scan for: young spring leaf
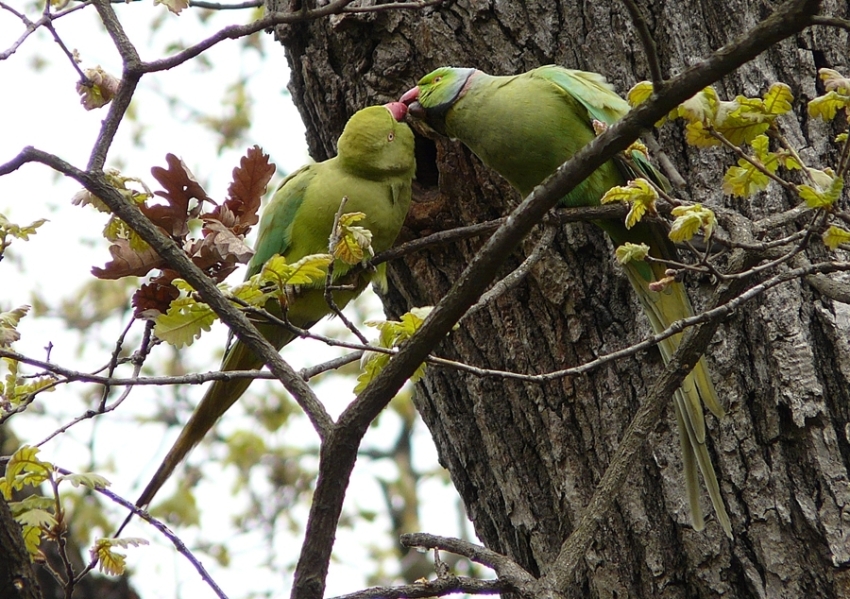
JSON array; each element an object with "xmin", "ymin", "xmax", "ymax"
[
  {"xmin": 154, "ymin": 296, "xmax": 216, "ymax": 347},
  {"xmin": 0, "ymin": 306, "xmax": 29, "ymax": 347},
  {"xmin": 91, "ymin": 537, "xmax": 150, "ymax": 576},
  {"xmin": 600, "ymin": 178, "xmax": 658, "ymax": 229},
  {"xmin": 823, "ymin": 225, "xmax": 850, "ymax": 250},
  {"xmin": 614, "ymin": 242, "xmax": 650, "ymax": 265},
  {"xmin": 258, "ymin": 254, "xmax": 333, "ymax": 289},
  {"xmin": 763, "ymin": 82, "xmax": 794, "ymax": 116},
  {"xmin": 798, "ymin": 168, "xmax": 844, "ymax": 209},
  {"xmin": 0, "ymin": 446, "xmax": 53, "ymax": 499},
  {"xmin": 333, "ymin": 212, "xmax": 374, "ymax": 265},
  {"xmin": 76, "ymin": 67, "xmax": 120, "ymax": 110},
  {"xmin": 669, "ymin": 204, "xmax": 717, "ymax": 242},
  {"xmin": 56, "ymin": 472, "xmax": 111, "ymax": 490},
  {"xmin": 355, "ymin": 307, "xmax": 434, "ymax": 393}
]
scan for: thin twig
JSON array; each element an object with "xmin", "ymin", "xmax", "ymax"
[
  {"xmin": 0, "ymin": 0, "xmax": 90, "ymax": 60},
  {"xmin": 341, "ymin": 0, "xmax": 442, "ymax": 13},
  {"xmin": 329, "ymin": 576, "xmax": 505, "ymax": 599},
  {"xmin": 325, "ymin": 196, "xmax": 370, "ymax": 345},
  {"xmin": 461, "ymin": 223, "xmax": 557, "ymax": 321},
  {"xmin": 63, "ymin": 469, "xmax": 229, "ymax": 599},
  {"xmin": 809, "ymin": 15, "xmax": 850, "ymax": 31},
  {"xmin": 619, "ymin": 0, "xmax": 664, "ymax": 89}
]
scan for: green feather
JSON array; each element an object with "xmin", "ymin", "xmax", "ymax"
[
  {"xmin": 130, "ymin": 105, "xmax": 415, "ymax": 515},
  {"xmin": 406, "ymin": 65, "xmax": 731, "ymax": 538}
]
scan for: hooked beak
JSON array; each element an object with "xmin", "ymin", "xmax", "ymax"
[
  {"xmin": 384, "ymin": 101, "xmax": 409, "ymax": 122},
  {"xmin": 399, "ymin": 86, "xmax": 426, "ymax": 119}
]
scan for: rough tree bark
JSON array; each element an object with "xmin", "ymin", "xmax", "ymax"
[{"xmin": 276, "ymin": 1, "xmax": 850, "ymax": 597}]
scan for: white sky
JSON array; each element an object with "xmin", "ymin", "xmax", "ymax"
[{"xmin": 0, "ymin": 2, "xmax": 469, "ymax": 597}]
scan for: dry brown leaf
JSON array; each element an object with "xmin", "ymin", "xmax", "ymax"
[
  {"xmin": 132, "ymin": 270, "xmax": 180, "ymax": 317},
  {"xmin": 148, "ymin": 154, "xmax": 211, "ymax": 237},
  {"xmin": 92, "ymin": 240, "xmax": 163, "ymax": 279},
  {"xmin": 208, "ymin": 146, "xmax": 273, "ymax": 235}
]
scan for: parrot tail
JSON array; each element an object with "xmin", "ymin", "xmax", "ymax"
[
  {"xmin": 116, "ymin": 326, "xmax": 296, "ymax": 536},
  {"xmin": 622, "ymin": 260, "xmax": 733, "ymax": 539}
]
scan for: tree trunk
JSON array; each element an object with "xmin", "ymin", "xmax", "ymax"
[{"xmin": 275, "ymin": 1, "xmax": 850, "ymax": 597}]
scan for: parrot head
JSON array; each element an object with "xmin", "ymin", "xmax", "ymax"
[
  {"xmin": 400, "ymin": 67, "xmax": 477, "ymax": 134},
  {"xmin": 337, "ymin": 103, "xmax": 416, "ymax": 176}
]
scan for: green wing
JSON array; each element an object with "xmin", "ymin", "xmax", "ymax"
[
  {"xmin": 246, "ymin": 164, "xmax": 316, "ymax": 278},
  {"xmin": 532, "ymin": 66, "xmax": 630, "ymax": 125}
]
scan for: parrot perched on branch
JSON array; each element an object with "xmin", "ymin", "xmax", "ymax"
[
  {"xmin": 400, "ymin": 66, "xmax": 732, "ymax": 538},
  {"xmin": 127, "ymin": 103, "xmax": 415, "ymax": 520}
]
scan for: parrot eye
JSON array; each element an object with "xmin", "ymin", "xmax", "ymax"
[
  {"xmin": 433, "ymin": 76, "xmax": 442, "ymax": 83},
  {"xmin": 387, "ymin": 132, "xmax": 395, "ymax": 142}
]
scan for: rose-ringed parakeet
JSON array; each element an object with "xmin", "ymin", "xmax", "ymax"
[
  {"xmin": 400, "ymin": 66, "xmax": 732, "ymax": 538},
  {"xmin": 127, "ymin": 103, "xmax": 416, "ymax": 518}
]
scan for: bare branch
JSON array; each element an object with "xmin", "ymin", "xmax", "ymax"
[
  {"xmin": 329, "ymin": 576, "xmax": 505, "ymax": 599},
  {"xmin": 342, "ymin": 0, "xmax": 442, "ymax": 13},
  {"xmin": 0, "ymin": 0, "xmax": 90, "ymax": 60},
  {"xmin": 809, "ymin": 15, "xmax": 850, "ymax": 30},
  {"xmin": 67, "ymin": 471, "xmax": 229, "ymax": 599},
  {"xmin": 620, "ymin": 0, "xmax": 664, "ymax": 88},
  {"xmin": 461, "ymin": 223, "xmax": 557, "ymax": 321},
  {"xmin": 400, "ymin": 533, "xmax": 535, "ymax": 587}
]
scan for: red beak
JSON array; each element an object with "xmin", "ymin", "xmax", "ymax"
[
  {"xmin": 384, "ymin": 102, "xmax": 408, "ymax": 121},
  {"xmin": 399, "ymin": 86, "xmax": 420, "ymax": 106}
]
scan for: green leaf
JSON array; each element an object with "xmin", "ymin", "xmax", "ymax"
[
  {"xmin": 823, "ymin": 225, "xmax": 850, "ymax": 250},
  {"xmin": 798, "ymin": 168, "xmax": 844, "ymax": 209},
  {"xmin": 56, "ymin": 472, "xmax": 111, "ymax": 490},
  {"xmin": 714, "ymin": 97, "xmax": 773, "ymax": 145},
  {"xmin": 154, "ymin": 297, "xmax": 216, "ymax": 347},
  {"xmin": 763, "ymin": 82, "xmax": 793, "ymax": 115},
  {"xmin": 679, "ymin": 87, "xmax": 718, "ymax": 123},
  {"xmin": 91, "ymin": 538, "xmax": 149, "ymax": 576},
  {"xmin": 334, "ymin": 212, "xmax": 374, "ymax": 265},
  {"xmin": 626, "ymin": 81, "xmax": 653, "ymax": 108},
  {"xmin": 684, "ymin": 120, "xmax": 718, "ymax": 147},
  {"xmin": 0, "ymin": 216, "xmax": 48, "ymax": 241},
  {"xmin": 0, "ymin": 446, "xmax": 53, "ymax": 499},
  {"xmin": 601, "ymin": 178, "xmax": 658, "ymax": 229},
  {"xmin": 614, "ymin": 242, "xmax": 649, "ymax": 265},
  {"xmin": 808, "ymin": 91, "xmax": 849, "ymax": 122},
  {"xmin": 356, "ymin": 307, "xmax": 434, "ymax": 393},
  {"xmin": 669, "ymin": 204, "xmax": 717, "ymax": 242},
  {"xmin": 8, "ymin": 495, "xmax": 55, "ymax": 517},
  {"xmin": 0, "ymin": 306, "xmax": 29, "ymax": 347},
  {"xmin": 16, "ymin": 508, "xmax": 57, "ymax": 529},
  {"xmin": 722, "ymin": 160, "xmax": 770, "ymax": 198},
  {"xmin": 20, "ymin": 522, "xmax": 44, "ymax": 556},
  {"xmin": 258, "ymin": 254, "xmax": 333, "ymax": 289}
]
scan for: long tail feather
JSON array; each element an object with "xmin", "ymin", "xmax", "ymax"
[{"xmin": 620, "ymin": 248, "xmax": 731, "ymax": 537}]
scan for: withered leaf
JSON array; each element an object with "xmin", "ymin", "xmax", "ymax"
[
  {"xmin": 92, "ymin": 239, "xmax": 163, "ymax": 279},
  {"xmin": 132, "ymin": 270, "xmax": 180, "ymax": 318},
  {"xmin": 208, "ymin": 146, "xmax": 273, "ymax": 235},
  {"xmin": 149, "ymin": 154, "xmax": 211, "ymax": 237}
]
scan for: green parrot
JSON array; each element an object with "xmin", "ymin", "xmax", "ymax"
[
  {"xmin": 400, "ymin": 66, "xmax": 732, "ymax": 538},
  {"xmin": 129, "ymin": 103, "xmax": 416, "ymax": 516}
]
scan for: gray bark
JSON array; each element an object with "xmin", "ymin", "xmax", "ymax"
[{"xmin": 275, "ymin": 1, "xmax": 850, "ymax": 597}]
